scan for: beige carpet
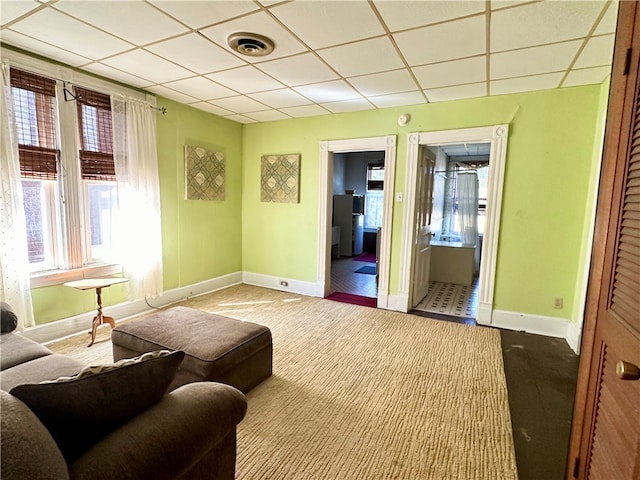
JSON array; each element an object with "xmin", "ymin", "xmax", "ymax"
[{"xmin": 48, "ymin": 284, "xmax": 518, "ymax": 480}]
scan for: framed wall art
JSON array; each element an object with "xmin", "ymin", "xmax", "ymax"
[
  {"xmin": 185, "ymin": 145, "xmax": 225, "ymax": 201},
  {"xmin": 260, "ymin": 154, "xmax": 300, "ymax": 203}
]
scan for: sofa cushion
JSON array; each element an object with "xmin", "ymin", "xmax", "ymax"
[
  {"xmin": 0, "ymin": 332, "xmax": 52, "ymax": 371},
  {"xmin": 9, "ymin": 349, "xmax": 185, "ymax": 462},
  {"xmin": 0, "ymin": 302, "xmax": 18, "ymax": 333},
  {"xmin": 0, "ymin": 353, "xmax": 84, "ymax": 392},
  {"xmin": 1, "ymin": 390, "xmax": 70, "ymax": 480}
]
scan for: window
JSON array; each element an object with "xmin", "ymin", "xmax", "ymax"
[
  {"xmin": 10, "ymin": 67, "xmax": 118, "ymax": 277},
  {"xmin": 75, "ymin": 87, "xmax": 117, "ymax": 263},
  {"xmin": 10, "ymin": 68, "xmax": 60, "ymax": 271},
  {"xmin": 441, "ymin": 161, "xmax": 489, "ymax": 240},
  {"xmin": 364, "ymin": 163, "xmax": 384, "ymax": 229}
]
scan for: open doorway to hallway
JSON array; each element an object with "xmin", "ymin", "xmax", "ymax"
[
  {"xmin": 328, "ymin": 151, "xmax": 384, "ymax": 305},
  {"xmin": 317, "ymin": 136, "xmax": 397, "ymax": 309},
  {"xmin": 399, "ymin": 126, "xmax": 508, "ymax": 325},
  {"xmin": 411, "ymin": 142, "xmax": 490, "ymax": 323}
]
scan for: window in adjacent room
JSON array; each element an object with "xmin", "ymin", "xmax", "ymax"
[
  {"xmin": 441, "ymin": 160, "xmax": 489, "ymax": 240},
  {"xmin": 364, "ymin": 163, "xmax": 384, "ymax": 229}
]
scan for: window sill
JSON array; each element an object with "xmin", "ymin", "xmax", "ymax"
[{"xmin": 30, "ymin": 264, "xmax": 123, "ymax": 289}]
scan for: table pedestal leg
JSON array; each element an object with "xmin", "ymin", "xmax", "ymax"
[{"xmin": 88, "ymin": 287, "xmax": 116, "ymax": 347}]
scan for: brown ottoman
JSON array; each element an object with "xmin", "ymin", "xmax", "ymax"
[{"xmin": 111, "ymin": 306, "xmax": 272, "ymax": 393}]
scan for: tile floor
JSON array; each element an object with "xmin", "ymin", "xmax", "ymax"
[{"xmin": 413, "ymin": 278, "xmax": 480, "ymax": 318}]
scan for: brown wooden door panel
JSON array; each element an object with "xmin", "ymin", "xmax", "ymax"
[
  {"xmin": 568, "ymin": 1, "xmax": 640, "ymax": 479},
  {"xmin": 586, "ymin": 318, "xmax": 640, "ymax": 479}
]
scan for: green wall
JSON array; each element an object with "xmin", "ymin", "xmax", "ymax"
[
  {"xmin": 242, "ymin": 85, "xmax": 607, "ymax": 322},
  {"xmin": 155, "ymin": 98, "xmax": 243, "ymax": 290},
  {"xmin": 31, "ymin": 84, "xmax": 607, "ymax": 327},
  {"xmin": 31, "ymin": 98, "xmax": 243, "ymax": 324}
]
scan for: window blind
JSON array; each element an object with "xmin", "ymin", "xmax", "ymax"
[
  {"xmin": 367, "ymin": 163, "xmax": 384, "ymax": 191},
  {"xmin": 9, "ymin": 67, "xmax": 59, "ymax": 180},
  {"xmin": 75, "ymin": 86, "xmax": 115, "ymax": 181}
]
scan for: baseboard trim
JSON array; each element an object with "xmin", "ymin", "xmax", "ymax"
[
  {"xmin": 476, "ymin": 302, "xmax": 493, "ymax": 325},
  {"xmin": 26, "ymin": 274, "xmax": 584, "ymax": 355},
  {"xmin": 242, "ymin": 271, "xmax": 320, "ymax": 298},
  {"xmin": 565, "ymin": 321, "xmax": 582, "ymax": 354},
  {"xmin": 25, "ymin": 272, "xmax": 243, "ymax": 345},
  {"xmin": 490, "ymin": 309, "xmax": 579, "ymax": 352}
]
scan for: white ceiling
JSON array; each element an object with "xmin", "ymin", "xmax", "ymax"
[{"xmin": 0, "ymin": 0, "xmax": 618, "ymax": 124}]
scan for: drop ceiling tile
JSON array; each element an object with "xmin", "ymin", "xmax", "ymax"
[
  {"xmin": 348, "ymin": 69, "xmax": 417, "ymax": 97},
  {"xmin": 374, "ymin": 0, "xmax": 485, "ymax": 31},
  {"xmin": 574, "ymin": 34, "xmax": 615, "ymax": 69},
  {"xmin": 162, "ymin": 76, "xmax": 236, "ymax": 101},
  {"xmin": 490, "ymin": 72, "xmax": 563, "ymax": 95},
  {"xmin": 490, "ymin": 0, "xmax": 535, "ymax": 11},
  {"xmin": 224, "ymin": 114, "xmax": 257, "ymax": 124},
  {"xmin": 145, "ymin": 85, "xmax": 199, "ymax": 105},
  {"xmin": 256, "ymin": 53, "xmax": 338, "ymax": 87},
  {"xmin": 9, "ymin": 7, "xmax": 131, "ymax": 60},
  {"xmin": 563, "ymin": 66, "xmax": 611, "ymax": 87},
  {"xmin": 294, "ymin": 80, "xmax": 362, "ymax": 103},
  {"xmin": 317, "ymin": 36, "xmax": 404, "ymax": 78},
  {"xmin": 424, "ymin": 82, "xmax": 486, "ymax": 102},
  {"xmin": 102, "ymin": 50, "xmax": 192, "ymax": 84},
  {"xmin": 149, "ymin": 0, "xmax": 259, "ymax": 29},
  {"xmin": 206, "ymin": 66, "xmax": 284, "ymax": 94},
  {"xmin": 1, "ymin": 28, "xmax": 91, "ymax": 66},
  {"xmin": 270, "ymin": 1, "xmax": 384, "ymax": 49},
  {"xmin": 368, "ymin": 91, "xmax": 425, "ymax": 108},
  {"xmin": 491, "ymin": 40, "xmax": 582, "ymax": 80},
  {"xmin": 491, "ymin": 0, "xmax": 605, "ymax": 52},
  {"xmin": 188, "ymin": 101, "xmax": 234, "ymax": 117},
  {"xmin": 1, "ymin": 0, "xmax": 41, "ymax": 27},
  {"xmin": 594, "ymin": 1, "xmax": 619, "ymax": 35},
  {"xmin": 247, "ymin": 88, "xmax": 312, "ymax": 109},
  {"xmin": 245, "ymin": 110, "xmax": 291, "ymax": 122},
  {"xmin": 54, "ymin": 1, "xmax": 188, "ymax": 45},
  {"xmin": 279, "ymin": 104, "xmax": 331, "ymax": 118},
  {"xmin": 146, "ymin": 33, "xmax": 244, "ymax": 74},
  {"xmin": 321, "ymin": 98, "xmax": 375, "ymax": 114},
  {"xmin": 208, "ymin": 95, "xmax": 269, "ymax": 114},
  {"xmin": 394, "ymin": 16, "xmax": 485, "ymax": 66},
  {"xmin": 413, "ymin": 56, "xmax": 486, "ymax": 89},
  {"xmin": 82, "ymin": 63, "xmax": 154, "ymax": 88},
  {"xmin": 199, "ymin": 11, "xmax": 307, "ymax": 62}
]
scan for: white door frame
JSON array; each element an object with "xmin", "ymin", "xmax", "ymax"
[
  {"xmin": 398, "ymin": 125, "xmax": 509, "ymax": 324},
  {"xmin": 317, "ymin": 135, "xmax": 397, "ymax": 308}
]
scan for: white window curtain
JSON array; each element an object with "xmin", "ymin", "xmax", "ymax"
[
  {"xmin": 457, "ymin": 172, "xmax": 479, "ymax": 247},
  {"xmin": 111, "ymin": 95, "xmax": 163, "ymax": 301},
  {"xmin": 0, "ymin": 64, "xmax": 35, "ymax": 329}
]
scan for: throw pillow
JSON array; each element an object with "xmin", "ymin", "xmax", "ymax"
[
  {"xmin": 10, "ymin": 349, "xmax": 185, "ymax": 463},
  {"xmin": 0, "ymin": 302, "xmax": 18, "ymax": 333}
]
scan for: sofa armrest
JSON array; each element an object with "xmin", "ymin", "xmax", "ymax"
[{"xmin": 69, "ymin": 382, "xmax": 247, "ymax": 480}]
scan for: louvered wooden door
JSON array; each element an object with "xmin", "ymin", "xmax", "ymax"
[{"xmin": 568, "ymin": 1, "xmax": 640, "ymax": 478}]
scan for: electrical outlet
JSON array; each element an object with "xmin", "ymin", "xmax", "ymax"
[
  {"xmin": 280, "ymin": 280, "xmax": 288, "ymax": 287},
  {"xmin": 554, "ymin": 297, "xmax": 563, "ymax": 309}
]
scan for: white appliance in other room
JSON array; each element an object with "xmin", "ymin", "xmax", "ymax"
[{"xmin": 333, "ymin": 194, "xmax": 364, "ymax": 257}]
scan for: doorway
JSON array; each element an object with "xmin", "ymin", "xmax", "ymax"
[
  {"xmin": 412, "ymin": 142, "xmax": 490, "ymax": 322},
  {"xmin": 317, "ymin": 136, "xmax": 397, "ymax": 308},
  {"xmin": 329, "ymin": 151, "xmax": 384, "ymax": 303},
  {"xmin": 399, "ymin": 126, "xmax": 508, "ymax": 325}
]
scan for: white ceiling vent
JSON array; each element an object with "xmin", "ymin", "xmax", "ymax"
[{"xmin": 227, "ymin": 33, "xmax": 275, "ymax": 57}]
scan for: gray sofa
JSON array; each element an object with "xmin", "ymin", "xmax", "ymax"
[{"xmin": 0, "ymin": 304, "xmax": 248, "ymax": 480}]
